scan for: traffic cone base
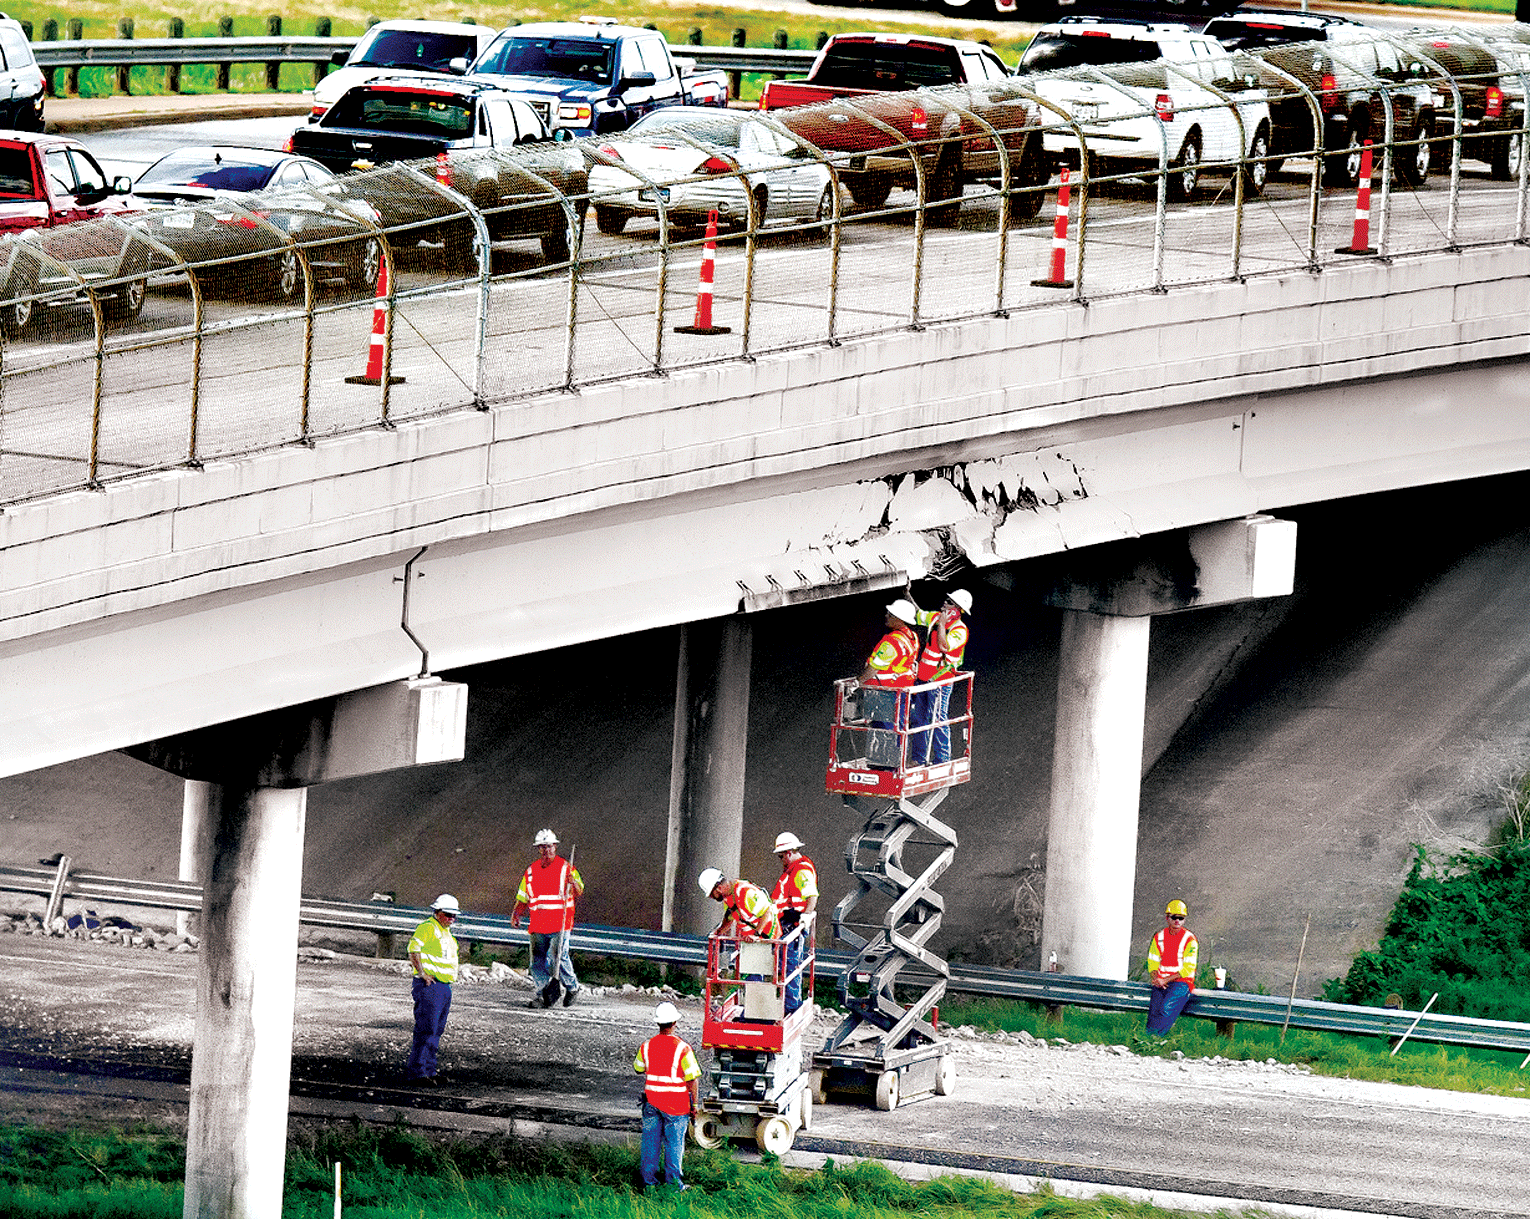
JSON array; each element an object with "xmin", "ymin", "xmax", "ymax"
[{"xmin": 674, "ymin": 208, "xmax": 732, "ymax": 335}]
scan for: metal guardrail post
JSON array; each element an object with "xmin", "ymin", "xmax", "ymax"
[{"xmin": 217, "ymin": 17, "xmax": 233, "ymax": 91}]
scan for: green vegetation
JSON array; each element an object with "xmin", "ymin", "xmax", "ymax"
[
  {"xmin": 0, "ymin": 1120, "xmax": 1263, "ymax": 1218},
  {"xmin": 1323, "ymin": 773, "xmax": 1530, "ymax": 1023}
]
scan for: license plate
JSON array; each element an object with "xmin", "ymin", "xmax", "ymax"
[
  {"xmin": 638, "ymin": 187, "xmax": 670, "ymax": 202},
  {"xmin": 1073, "ymin": 101, "xmax": 1101, "ymax": 121}
]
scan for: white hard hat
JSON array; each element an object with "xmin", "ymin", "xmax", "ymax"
[
  {"xmin": 946, "ymin": 588, "xmax": 973, "ymax": 613},
  {"xmin": 886, "ymin": 598, "xmax": 918, "ymax": 624},
  {"xmin": 654, "ymin": 1001, "xmax": 680, "ymax": 1024},
  {"xmin": 533, "ymin": 828, "xmax": 559, "ymax": 846},
  {"xmin": 773, "ymin": 831, "xmax": 804, "ymax": 854},
  {"xmin": 431, "ymin": 893, "xmax": 460, "ymax": 914},
  {"xmin": 698, "ymin": 867, "xmax": 725, "ymax": 896}
]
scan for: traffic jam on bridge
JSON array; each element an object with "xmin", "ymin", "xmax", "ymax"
[{"xmin": 1, "ymin": 7, "xmax": 1529, "ymax": 503}]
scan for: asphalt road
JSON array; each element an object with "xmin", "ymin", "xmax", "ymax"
[{"xmin": 2, "ymin": 933, "xmax": 1528, "ymax": 1218}]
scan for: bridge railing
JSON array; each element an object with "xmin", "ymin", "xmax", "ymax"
[
  {"xmin": 3, "ymin": 25, "xmax": 1528, "ymax": 507},
  {"xmin": 5, "ymin": 861, "xmax": 1530, "ymax": 1053}
]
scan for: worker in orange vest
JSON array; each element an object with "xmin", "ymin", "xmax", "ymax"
[
  {"xmin": 699, "ymin": 868, "xmax": 781, "ymax": 941},
  {"xmin": 770, "ymin": 831, "xmax": 818, "ymax": 1015},
  {"xmin": 1146, "ymin": 899, "xmax": 1200, "ymax": 1035},
  {"xmin": 858, "ymin": 598, "xmax": 921, "ymax": 758},
  {"xmin": 909, "ymin": 588, "xmax": 972, "ymax": 764},
  {"xmin": 633, "ymin": 1000, "xmax": 701, "ymax": 1191},
  {"xmin": 511, "ymin": 828, "xmax": 584, "ymax": 1009}
]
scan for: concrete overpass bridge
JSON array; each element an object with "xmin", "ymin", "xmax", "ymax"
[{"xmin": 4, "ymin": 148, "xmax": 1530, "ymax": 1212}]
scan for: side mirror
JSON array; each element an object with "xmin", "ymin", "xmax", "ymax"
[
  {"xmin": 112, "ymin": 175, "xmax": 133, "ymax": 194},
  {"xmin": 620, "ymin": 70, "xmax": 657, "ymax": 89},
  {"xmin": 330, "ymin": 49, "xmax": 348, "ymax": 68},
  {"xmin": 449, "ymin": 56, "xmax": 470, "ymax": 74}
]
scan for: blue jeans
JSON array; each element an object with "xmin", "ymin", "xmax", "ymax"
[
  {"xmin": 640, "ymin": 1100, "xmax": 689, "ymax": 1188},
  {"xmin": 406, "ymin": 976, "xmax": 451, "ymax": 1078},
  {"xmin": 1147, "ymin": 979, "xmax": 1192, "ymax": 1034},
  {"xmin": 530, "ymin": 931, "xmax": 579, "ymax": 996},
  {"xmin": 782, "ymin": 922, "xmax": 808, "ymax": 1014},
  {"xmin": 909, "ymin": 683, "xmax": 955, "ymax": 764}
]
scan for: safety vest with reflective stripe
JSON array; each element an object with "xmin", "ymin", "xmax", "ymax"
[
  {"xmin": 915, "ymin": 608, "xmax": 969, "ymax": 681},
  {"xmin": 723, "ymin": 880, "xmax": 781, "ymax": 941},
  {"xmin": 864, "ymin": 625, "xmax": 919, "ymax": 687},
  {"xmin": 771, "ymin": 857, "xmax": 819, "ymax": 914},
  {"xmin": 407, "ymin": 916, "xmax": 458, "ymax": 984},
  {"xmin": 516, "ymin": 857, "xmax": 581, "ymax": 934},
  {"xmin": 634, "ymin": 1032, "xmax": 701, "ymax": 1116},
  {"xmin": 1148, "ymin": 925, "xmax": 1198, "ymax": 987}
]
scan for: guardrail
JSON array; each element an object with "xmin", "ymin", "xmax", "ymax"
[
  {"xmin": 6, "ymin": 863, "xmax": 1530, "ymax": 1054},
  {"xmin": 27, "ymin": 36, "xmax": 818, "ymax": 75}
]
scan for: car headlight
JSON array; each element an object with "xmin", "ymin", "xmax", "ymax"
[{"xmin": 558, "ymin": 102, "xmax": 592, "ymax": 122}]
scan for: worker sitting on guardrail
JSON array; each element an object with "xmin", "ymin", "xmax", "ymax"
[{"xmin": 1146, "ymin": 899, "xmax": 1199, "ymax": 1036}]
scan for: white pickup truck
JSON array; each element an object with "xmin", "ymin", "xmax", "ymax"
[{"xmin": 1018, "ymin": 16, "xmax": 1274, "ymax": 199}]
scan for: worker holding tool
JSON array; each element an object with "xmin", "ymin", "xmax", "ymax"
[
  {"xmin": 699, "ymin": 868, "xmax": 781, "ymax": 941},
  {"xmin": 634, "ymin": 1000, "xmax": 701, "ymax": 1192},
  {"xmin": 405, "ymin": 893, "xmax": 460, "ymax": 1083},
  {"xmin": 511, "ymin": 829, "xmax": 584, "ymax": 1008},
  {"xmin": 770, "ymin": 832, "xmax": 818, "ymax": 1015},
  {"xmin": 909, "ymin": 588, "xmax": 972, "ymax": 765},
  {"xmin": 1146, "ymin": 899, "xmax": 1200, "ymax": 1035}
]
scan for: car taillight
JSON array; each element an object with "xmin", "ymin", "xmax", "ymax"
[
  {"xmin": 1155, "ymin": 93, "xmax": 1174, "ymax": 122},
  {"xmin": 309, "ymin": 104, "xmax": 327, "ymax": 120},
  {"xmin": 699, "ymin": 156, "xmax": 734, "ymax": 175},
  {"xmin": 597, "ymin": 144, "xmax": 621, "ymax": 160},
  {"xmin": 1319, "ymin": 73, "xmax": 1340, "ymax": 114},
  {"xmin": 1487, "ymin": 85, "xmax": 1504, "ymax": 119},
  {"xmin": 282, "ymin": 134, "xmax": 294, "ymax": 152}
]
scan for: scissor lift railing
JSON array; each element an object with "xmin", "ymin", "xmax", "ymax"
[{"xmin": 815, "ymin": 674, "xmax": 969, "ymax": 1111}]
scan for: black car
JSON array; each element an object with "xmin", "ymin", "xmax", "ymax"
[
  {"xmin": 288, "ymin": 74, "xmax": 589, "ymax": 267},
  {"xmin": 1402, "ymin": 31, "xmax": 1525, "ymax": 179}
]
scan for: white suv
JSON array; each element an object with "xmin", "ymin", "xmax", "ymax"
[{"xmin": 1018, "ymin": 17, "xmax": 1273, "ymax": 198}]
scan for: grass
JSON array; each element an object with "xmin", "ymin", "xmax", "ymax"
[
  {"xmin": 937, "ymin": 995, "xmax": 1530, "ymax": 1099},
  {"xmin": 0, "ymin": 1118, "xmax": 1280, "ymax": 1218}
]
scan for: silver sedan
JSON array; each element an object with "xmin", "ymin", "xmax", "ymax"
[{"xmin": 587, "ymin": 108, "xmax": 836, "ymax": 237}]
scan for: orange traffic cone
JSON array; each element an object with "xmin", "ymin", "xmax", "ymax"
[
  {"xmin": 1335, "ymin": 140, "xmax": 1377, "ymax": 256},
  {"xmin": 673, "ymin": 209, "xmax": 732, "ymax": 335},
  {"xmin": 344, "ymin": 258, "xmax": 406, "ymax": 386},
  {"xmin": 436, "ymin": 151, "xmax": 451, "ymax": 189},
  {"xmin": 1031, "ymin": 166, "xmax": 1074, "ymax": 288}
]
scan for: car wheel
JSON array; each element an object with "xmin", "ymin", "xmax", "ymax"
[
  {"xmin": 1167, "ymin": 132, "xmax": 1202, "ymax": 201},
  {"xmin": 1499, "ymin": 131, "xmax": 1525, "ymax": 181},
  {"xmin": 1396, "ymin": 115, "xmax": 1432, "ymax": 187},
  {"xmin": 1243, "ymin": 124, "xmax": 1270, "ymax": 197},
  {"xmin": 926, "ymin": 152, "xmax": 962, "ymax": 228},
  {"xmin": 810, "ymin": 182, "xmax": 835, "ymax": 241},
  {"xmin": 1008, "ymin": 135, "xmax": 1047, "ymax": 225},
  {"xmin": 593, "ymin": 205, "xmax": 628, "ymax": 236},
  {"xmin": 103, "ymin": 276, "xmax": 147, "ymax": 322},
  {"xmin": 2, "ymin": 265, "xmax": 36, "ymax": 338},
  {"xmin": 847, "ymin": 173, "xmax": 892, "ymax": 210},
  {"xmin": 345, "ymin": 238, "xmax": 382, "ymax": 292},
  {"xmin": 1325, "ymin": 118, "xmax": 1367, "ymax": 188},
  {"xmin": 266, "ymin": 248, "xmax": 302, "ymax": 302}
]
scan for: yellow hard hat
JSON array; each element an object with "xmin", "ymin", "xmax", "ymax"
[{"xmin": 1166, "ymin": 899, "xmax": 1187, "ymax": 917}]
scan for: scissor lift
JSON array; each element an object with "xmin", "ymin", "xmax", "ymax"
[
  {"xmin": 692, "ymin": 922, "xmax": 817, "ymax": 1154},
  {"xmin": 812, "ymin": 674, "xmax": 971, "ymax": 1110}
]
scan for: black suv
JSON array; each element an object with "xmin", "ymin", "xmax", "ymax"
[
  {"xmin": 1204, "ymin": 10, "xmax": 1437, "ymax": 187},
  {"xmin": 1401, "ymin": 31, "xmax": 1524, "ymax": 179}
]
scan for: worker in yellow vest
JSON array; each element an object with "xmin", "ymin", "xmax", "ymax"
[
  {"xmin": 1146, "ymin": 899, "xmax": 1199, "ymax": 1035},
  {"xmin": 633, "ymin": 1001, "xmax": 701, "ymax": 1192},
  {"xmin": 770, "ymin": 832, "xmax": 818, "ymax": 1015},
  {"xmin": 405, "ymin": 893, "xmax": 459, "ymax": 1083},
  {"xmin": 909, "ymin": 588, "xmax": 972, "ymax": 764}
]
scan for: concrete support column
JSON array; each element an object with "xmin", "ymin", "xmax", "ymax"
[
  {"xmin": 663, "ymin": 616, "xmax": 752, "ymax": 936},
  {"xmin": 1040, "ymin": 609, "xmax": 1150, "ymax": 981},
  {"xmin": 183, "ymin": 783, "xmax": 307, "ymax": 1219},
  {"xmin": 177, "ymin": 779, "xmax": 211, "ymax": 939}
]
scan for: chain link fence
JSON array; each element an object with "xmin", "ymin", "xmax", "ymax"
[{"xmin": 3, "ymin": 24, "xmax": 1529, "ymax": 506}]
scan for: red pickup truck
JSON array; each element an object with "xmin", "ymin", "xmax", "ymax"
[
  {"xmin": 759, "ymin": 33, "xmax": 1045, "ymax": 223},
  {"xmin": 0, "ymin": 131, "xmax": 148, "ymax": 334}
]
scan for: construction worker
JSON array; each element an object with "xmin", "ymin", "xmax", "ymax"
[
  {"xmin": 699, "ymin": 868, "xmax": 781, "ymax": 941},
  {"xmin": 1146, "ymin": 899, "xmax": 1200, "ymax": 1035},
  {"xmin": 405, "ymin": 893, "xmax": 460, "ymax": 1083},
  {"xmin": 511, "ymin": 829, "xmax": 585, "ymax": 1008},
  {"xmin": 860, "ymin": 598, "xmax": 921, "ymax": 688},
  {"xmin": 633, "ymin": 1000, "xmax": 702, "ymax": 1192},
  {"xmin": 909, "ymin": 588, "xmax": 972, "ymax": 765},
  {"xmin": 770, "ymin": 832, "xmax": 818, "ymax": 1015}
]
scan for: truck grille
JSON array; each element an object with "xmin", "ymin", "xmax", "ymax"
[{"xmin": 528, "ymin": 100, "xmax": 552, "ymax": 127}]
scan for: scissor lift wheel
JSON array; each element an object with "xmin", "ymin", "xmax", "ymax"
[
  {"xmin": 935, "ymin": 1055, "xmax": 956, "ymax": 1096},
  {"xmin": 692, "ymin": 1115, "xmax": 726, "ymax": 1149},
  {"xmin": 755, "ymin": 1115, "xmax": 795, "ymax": 1155},
  {"xmin": 874, "ymin": 1070, "xmax": 900, "ymax": 1112}
]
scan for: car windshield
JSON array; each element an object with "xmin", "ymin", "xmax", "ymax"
[
  {"xmin": 0, "ymin": 145, "xmax": 35, "ymax": 196},
  {"xmin": 1202, "ymin": 19, "xmax": 1318, "ymax": 52},
  {"xmin": 1020, "ymin": 32, "xmax": 1163, "ymax": 72},
  {"xmin": 137, "ymin": 151, "xmax": 280, "ymax": 192},
  {"xmin": 326, "ymin": 87, "xmax": 475, "ymax": 137},
  {"xmin": 475, "ymin": 36, "xmax": 614, "ymax": 85},
  {"xmin": 630, "ymin": 111, "xmax": 744, "ymax": 148},
  {"xmin": 351, "ymin": 29, "xmax": 482, "ymax": 71},
  {"xmin": 812, "ymin": 40, "xmax": 964, "ymax": 90}
]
